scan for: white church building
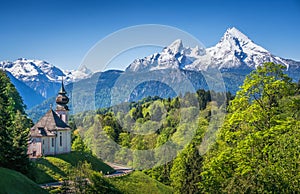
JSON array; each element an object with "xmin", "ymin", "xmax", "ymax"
[{"xmin": 28, "ymin": 81, "xmax": 72, "ymax": 158}]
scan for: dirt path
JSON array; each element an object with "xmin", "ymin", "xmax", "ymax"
[{"xmin": 105, "ymin": 162, "xmax": 134, "ymax": 178}]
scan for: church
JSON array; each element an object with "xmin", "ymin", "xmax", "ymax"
[{"xmin": 28, "ymin": 81, "xmax": 72, "ymax": 158}]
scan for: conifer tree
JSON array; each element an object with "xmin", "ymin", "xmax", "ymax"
[{"xmin": 0, "ymin": 70, "xmax": 31, "ymax": 174}]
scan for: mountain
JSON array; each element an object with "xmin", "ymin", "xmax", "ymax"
[
  {"xmin": 127, "ymin": 27, "xmax": 300, "ymax": 74},
  {"xmin": 4, "ymin": 27, "xmax": 300, "ymax": 120},
  {"xmin": 5, "ymin": 71, "xmax": 45, "ymax": 109},
  {"xmin": 125, "ymin": 27, "xmax": 300, "ymax": 97},
  {"xmin": 126, "ymin": 39, "xmax": 205, "ymax": 72},
  {"xmin": 0, "ymin": 58, "xmax": 92, "ymax": 99}
]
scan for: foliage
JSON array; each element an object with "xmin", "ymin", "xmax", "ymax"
[
  {"xmin": 0, "ymin": 70, "xmax": 32, "ymax": 174},
  {"xmin": 200, "ymin": 63, "xmax": 300, "ymax": 193},
  {"xmin": 72, "ymin": 129, "xmax": 91, "ymax": 153},
  {"xmin": 72, "ymin": 88, "xmax": 227, "ymax": 186},
  {"xmin": 170, "ymin": 143, "xmax": 203, "ymax": 194}
]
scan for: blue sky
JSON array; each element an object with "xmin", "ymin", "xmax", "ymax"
[{"xmin": 0, "ymin": 0, "xmax": 299, "ymax": 70}]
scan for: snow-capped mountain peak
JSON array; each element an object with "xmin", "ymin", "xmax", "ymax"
[
  {"xmin": 63, "ymin": 65, "xmax": 92, "ymax": 82},
  {"xmin": 163, "ymin": 39, "xmax": 184, "ymax": 55},
  {"xmin": 216, "ymin": 27, "xmax": 268, "ymax": 54},
  {"xmin": 126, "ymin": 39, "xmax": 205, "ymax": 72},
  {"xmin": 126, "ymin": 27, "xmax": 296, "ymax": 72},
  {"xmin": 0, "ymin": 58, "xmax": 92, "ymax": 98},
  {"xmin": 205, "ymin": 27, "xmax": 281, "ymax": 69},
  {"xmin": 222, "ymin": 27, "xmax": 251, "ymax": 43}
]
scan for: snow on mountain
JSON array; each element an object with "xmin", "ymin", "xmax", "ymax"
[
  {"xmin": 0, "ymin": 58, "xmax": 92, "ymax": 98},
  {"xmin": 203, "ymin": 27, "xmax": 288, "ymax": 70},
  {"xmin": 126, "ymin": 39, "xmax": 205, "ymax": 72},
  {"xmin": 63, "ymin": 65, "xmax": 92, "ymax": 82},
  {"xmin": 126, "ymin": 27, "xmax": 295, "ymax": 72}
]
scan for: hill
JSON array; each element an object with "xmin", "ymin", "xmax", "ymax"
[
  {"xmin": 109, "ymin": 171, "xmax": 173, "ymax": 194},
  {"xmin": 0, "ymin": 167, "xmax": 47, "ymax": 194},
  {"xmin": 30, "ymin": 151, "xmax": 115, "ymax": 184}
]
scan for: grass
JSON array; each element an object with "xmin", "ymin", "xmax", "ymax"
[
  {"xmin": 28, "ymin": 151, "xmax": 173, "ymax": 193},
  {"xmin": 109, "ymin": 171, "xmax": 173, "ymax": 194},
  {"xmin": 30, "ymin": 151, "xmax": 115, "ymax": 184},
  {"xmin": 0, "ymin": 167, "xmax": 47, "ymax": 194}
]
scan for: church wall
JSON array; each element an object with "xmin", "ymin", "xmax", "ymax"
[
  {"xmin": 42, "ymin": 136, "xmax": 56, "ymax": 156},
  {"xmin": 28, "ymin": 137, "xmax": 42, "ymax": 158},
  {"xmin": 55, "ymin": 130, "xmax": 71, "ymax": 154}
]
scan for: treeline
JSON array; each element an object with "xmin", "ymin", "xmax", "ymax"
[
  {"xmin": 74, "ymin": 63, "xmax": 300, "ymax": 193},
  {"xmin": 0, "ymin": 70, "xmax": 32, "ymax": 174}
]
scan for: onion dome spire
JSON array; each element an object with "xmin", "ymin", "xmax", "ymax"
[{"xmin": 56, "ymin": 78, "xmax": 69, "ymax": 110}]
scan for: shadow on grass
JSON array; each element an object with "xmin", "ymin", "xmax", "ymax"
[
  {"xmin": 29, "ymin": 158, "xmax": 68, "ymax": 184},
  {"xmin": 55, "ymin": 151, "xmax": 115, "ymax": 174}
]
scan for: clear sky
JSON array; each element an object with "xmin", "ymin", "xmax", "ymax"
[{"xmin": 0, "ymin": 0, "xmax": 299, "ymax": 70}]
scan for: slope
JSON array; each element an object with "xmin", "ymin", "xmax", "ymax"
[
  {"xmin": 109, "ymin": 171, "xmax": 173, "ymax": 194},
  {"xmin": 30, "ymin": 151, "xmax": 115, "ymax": 184},
  {"xmin": 0, "ymin": 167, "xmax": 47, "ymax": 194}
]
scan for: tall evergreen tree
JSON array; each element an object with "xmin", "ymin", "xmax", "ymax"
[
  {"xmin": 0, "ymin": 70, "xmax": 31, "ymax": 174},
  {"xmin": 170, "ymin": 143, "xmax": 202, "ymax": 194}
]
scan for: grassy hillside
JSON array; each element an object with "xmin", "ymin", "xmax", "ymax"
[
  {"xmin": 0, "ymin": 167, "xmax": 47, "ymax": 194},
  {"xmin": 30, "ymin": 151, "xmax": 115, "ymax": 184},
  {"xmin": 109, "ymin": 171, "xmax": 173, "ymax": 194}
]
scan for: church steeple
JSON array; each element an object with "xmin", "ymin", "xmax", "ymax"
[
  {"xmin": 59, "ymin": 79, "xmax": 67, "ymax": 94},
  {"xmin": 55, "ymin": 78, "xmax": 69, "ymax": 123},
  {"xmin": 56, "ymin": 79, "xmax": 69, "ymax": 111}
]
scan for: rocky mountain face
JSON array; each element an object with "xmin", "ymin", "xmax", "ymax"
[
  {"xmin": 127, "ymin": 27, "xmax": 299, "ymax": 73},
  {"xmin": 2, "ymin": 27, "xmax": 300, "ymax": 115}
]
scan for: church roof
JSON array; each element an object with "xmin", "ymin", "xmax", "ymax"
[{"xmin": 30, "ymin": 109, "xmax": 71, "ymax": 137}]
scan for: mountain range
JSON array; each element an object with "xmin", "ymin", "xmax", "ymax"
[
  {"xmin": 0, "ymin": 58, "xmax": 91, "ymax": 108},
  {"xmin": 126, "ymin": 27, "xmax": 300, "ymax": 72},
  {"xmin": 1, "ymin": 27, "xmax": 300, "ymax": 116}
]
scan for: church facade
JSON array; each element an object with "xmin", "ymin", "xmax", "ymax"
[{"xmin": 28, "ymin": 81, "xmax": 72, "ymax": 158}]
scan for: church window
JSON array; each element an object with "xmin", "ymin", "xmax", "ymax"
[
  {"xmin": 51, "ymin": 138, "xmax": 54, "ymax": 147},
  {"xmin": 60, "ymin": 133, "xmax": 62, "ymax": 146}
]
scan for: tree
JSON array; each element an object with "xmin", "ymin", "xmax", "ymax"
[
  {"xmin": 0, "ymin": 70, "xmax": 31, "ymax": 174},
  {"xmin": 170, "ymin": 143, "xmax": 202, "ymax": 194},
  {"xmin": 200, "ymin": 63, "xmax": 300, "ymax": 193},
  {"xmin": 72, "ymin": 130, "xmax": 91, "ymax": 153}
]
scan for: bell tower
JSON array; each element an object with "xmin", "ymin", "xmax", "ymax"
[{"xmin": 55, "ymin": 79, "xmax": 69, "ymax": 124}]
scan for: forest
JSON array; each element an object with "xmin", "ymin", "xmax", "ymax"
[
  {"xmin": 0, "ymin": 62, "xmax": 300, "ymax": 193},
  {"xmin": 72, "ymin": 62, "xmax": 300, "ymax": 193}
]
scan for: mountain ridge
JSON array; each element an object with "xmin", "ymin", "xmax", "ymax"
[
  {"xmin": 0, "ymin": 58, "xmax": 92, "ymax": 99},
  {"xmin": 127, "ymin": 27, "xmax": 299, "ymax": 72},
  {"xmin": 1, "ymin": 27, "xmax": 300, "ymax": 113}
]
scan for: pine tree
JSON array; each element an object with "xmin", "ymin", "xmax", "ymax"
[{"xmin": 0, "ymin": 70, "xmax": 31, "ymax": 174}]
